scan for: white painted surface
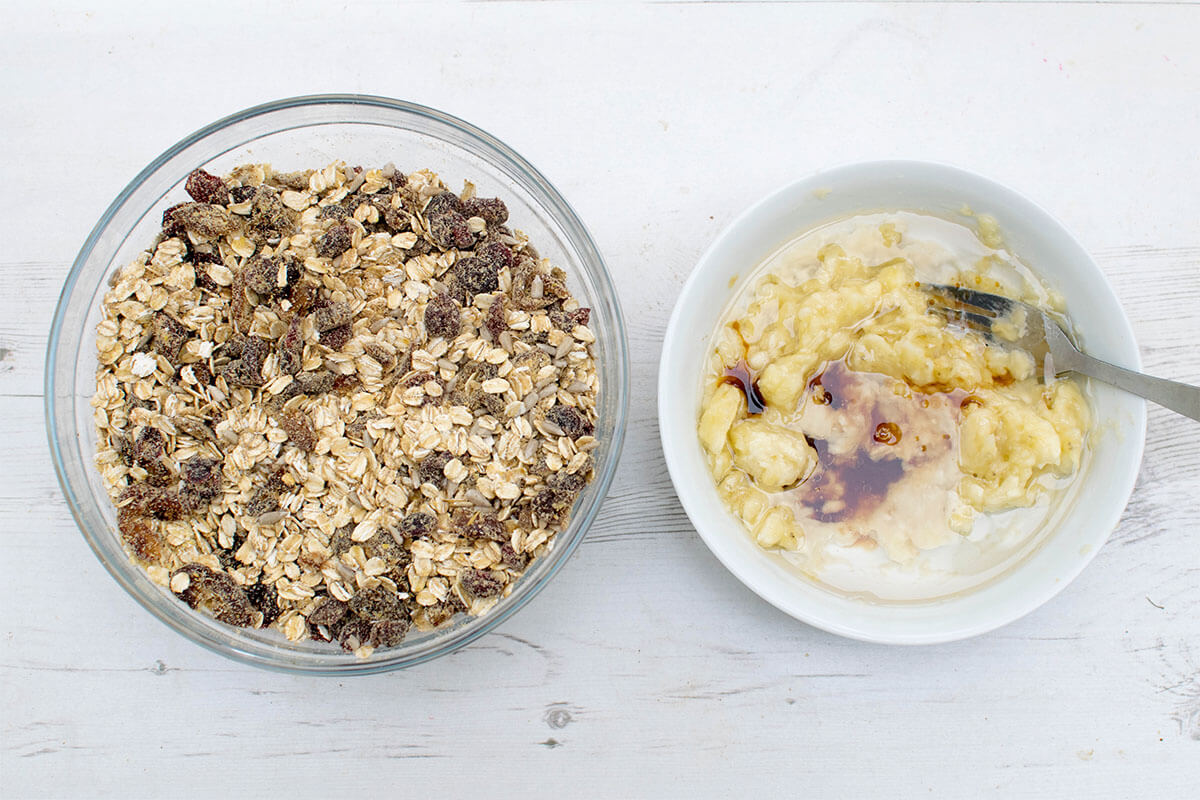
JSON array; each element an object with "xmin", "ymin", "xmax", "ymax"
[{"xmin": 2, "ymin": 2, "xmax": 1198, "ymax": 797}]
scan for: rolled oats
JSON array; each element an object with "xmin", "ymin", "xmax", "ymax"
[{"xmin": 93, "ymin": 163, "xmax": 599, "ymax": 655}]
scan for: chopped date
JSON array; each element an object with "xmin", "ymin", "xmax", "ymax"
[
  {"xmin": 229, "ymin": 185, "xmax": 257, "ymax": 204},
  {"xmin": 381, "ymin": 202, "xmax": 410, "ymax": 232},
  {"xmin": 417, "ymin": 450, "xmax": 452, "ymax": 487},
  {"xmin": 307, "ymin": 597, "xmax": 349, "ymax": 628},
  {"xmin": 247, "ymin": 187, "xmax": 297, "ymax": 242},
  {"xmin": 245, "ymin": 581, "xmax": 281, "ymax": 627},
  {"xmin": 312, "ymin": 302, "xmax": 354, "ymax": 332},
  {"xmin": 546, "ymin": 469, "xmax": 588, "ymax": 496},
  {"xmin": 425, "ymin": 191, "xmax": 463, "ymax": 217},
  {"xmin": 180, "ymin": 456, "xmax": 222, "ymax": 499},
  {"xmin": 241, "ymin": 258, "xmax": 275, "ymax": 296},
  {"xmin": 294, "ymin": 369, "xmax": 336, "ymax": 395},
  {"xmin": 423, "ymin": 596, "xmax": 466, "ymax": 628},
  {"xmin": 329, "ymin": 525, "xmax": 354, "ymax": 555},
  {"xmin": 348, "ymin": 585, "xmax": 408, "ymax": 622},
  {"xmin": 132, "ymin": 426, "xmax": 166, "ymax": 467},
  {"xmin": 362, "ymin": 343, "xmax": 395, "ymax": 371},
  {"xmin": 316, "ymin": 224, "xmax": 353, "ymax": 258},
  {"xmin": 464, "ymin": 512, "xmax": 507, "ymax": 542},
  {"xmin": 498, "ymin": 542, "xmax": 528, "ymax": 571},
  {"xmin": 337, "ymin": 617, "xmax": 372, "ymax": 652},
  {"xmin": 513, "ymin": 348, "xmax": 551, "ymax": 374},
  {"xmin": 220, "ymin": 335, "xmax": 270, "ymax": 387},
  {"xmin": 289, "ymin": 281, "xmax": 320, "ymax": 316},
  {"xmin": 168, "ymin": 202, "xmax": 238, "ymax": 238},
  {"xmin": 118, "ymin": 507, "xmax": 161, "ymax": 563},
  {"xmin": 277, "ymin": 409, "xmax": 317, "ymax": 452},
  {"xmin": 399, "ymin": 512, "xmax": 436, "ymax": 539},
  {"xmin": 550, "ymin": 308, "xmax": 591, "ymax": 332},
  {"xmin": 319, "ymin": 204, "xmax": 349, "ymax": 221},
  {"xmin": 151, "ymin": 312, "xmax": 188, "ymax": 362},
  {"xmin": 272, "ymin": 170, "xmax": 313, "ymax": 190},
  {"xmin": 459, "ymin": 568, "xmax": 505, "ymax": 599},
  {"xmin": 245, "ymin": 469, "xmax": 286, "ymax": 517},
  {"xmin": 171, "ymin": 564, "xmax": 256, "ymax": 627},
  {"xmin": 186, "ymin": 362, "xmax": 213, "ymax": 387},
  {"xmin": 545, "ymin": 405, "xmax": 594, "ymax": 438},
  {"xmin": 424, "ymin": 293, "xmax": 462, "ymax": 340},
  {"xmin": 332, "ymin": 373, "xmax": 359, "ymax": 393},
  {"xmin": 219, "ymin": 357, "xmax": 263, "ymax": 388},
  {"xmin": 184, "ymin": 168, "xmax": 230, "ymax": 206},
  {"xmin": 216, "ymin": 332, "xmax": 246, "ymax": 360}
]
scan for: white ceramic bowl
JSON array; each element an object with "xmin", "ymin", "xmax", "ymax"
[{"xmin": 658, "ymin": 161, "xmax": 1146, "ymax": 644}]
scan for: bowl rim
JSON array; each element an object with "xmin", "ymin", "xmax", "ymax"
[
  {"xmin": 657, "ymin": 158, "xmax": 1147, "ymax": 645},
  {"xmin": 46, "ymin": 93, "xmax": 630, "ymax": 673}
]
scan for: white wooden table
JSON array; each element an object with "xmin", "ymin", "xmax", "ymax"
[{"xmin": 3, "ymin": 2, "xmax": 1198, "ymax": 797}]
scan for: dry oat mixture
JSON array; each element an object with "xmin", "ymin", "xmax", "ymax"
[{"xmin": 92, "ymin": 161, "xmax": 600, "ymax": 656}]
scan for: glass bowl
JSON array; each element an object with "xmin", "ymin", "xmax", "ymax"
[{"xmin": 46, "ymin": 95, "xmax": 629, "ymax": 674}]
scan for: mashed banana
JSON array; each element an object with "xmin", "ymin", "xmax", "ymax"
[{"xmin": 698, "ymin": 213, "xmax": 1090, "ymax": 585}]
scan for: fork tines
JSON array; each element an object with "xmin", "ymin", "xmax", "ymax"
[
  {"xmin": 919, "ymin": 283, "xmax": 1011, "ymax": 340},
  {"xmin": 921, "ymin": 283, "xmax": 1016, "ymax": 316}
]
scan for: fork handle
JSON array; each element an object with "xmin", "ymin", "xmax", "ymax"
[{"xmin": 1065, "ymin": 352, "xmax": 1200, "ymax": 422}]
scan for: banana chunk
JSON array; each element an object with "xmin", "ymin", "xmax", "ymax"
[{"xmin": 729, "ymin": 419, "xmax": 818, "ymax": 492}]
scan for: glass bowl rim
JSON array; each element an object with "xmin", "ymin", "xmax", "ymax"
[{"xmin": 45, "ymin": 93, "xmax": 630, "ymax": 674}]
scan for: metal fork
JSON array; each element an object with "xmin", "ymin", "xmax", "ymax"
[{"xmin": 922, "ymin": 283, "xmax": 1200, "ymax": 422}]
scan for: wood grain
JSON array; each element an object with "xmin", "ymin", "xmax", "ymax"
[{"xmin": 2, "ymin": 2, "xmax": 1198, "ymax": 798}]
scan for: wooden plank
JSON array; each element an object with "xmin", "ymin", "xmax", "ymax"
[{"xmin": 2, "ymin": 1, "xmax": 1199, "ymax": 797}]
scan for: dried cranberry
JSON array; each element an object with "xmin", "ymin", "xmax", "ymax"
[
  {"xmin": 476, "ymin": 241, "xmax": 514, "ymax": 272},
  {"xmin": 484, "ymin": 295, "xmax": 506, "ymax": 339},
  {"xmin": 319, "ymin": 324, "xmax": 353, "ymax": 351},
  {"xmin": 277, "ymin": 316, "xmax": 304, "ymax": 375},
  {"xmin": 184, "ymin": 168, "xmax": 230, "ymax": 205},
  {"xmin": 462, "ymin": 197, "xmax": 508, "ymax": 225},
  {"xmin": 453, "ymin": 256, "xmax": 499, "ymax": 298},
  {"xmin": 316, "ymin": 224, "xmax": 353, "ymax": 258}
]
